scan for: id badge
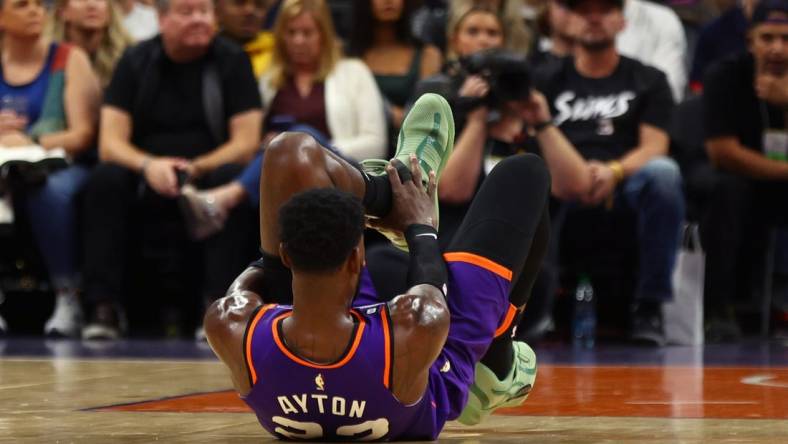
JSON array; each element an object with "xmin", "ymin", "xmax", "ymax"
[{"xmin": 763, "ymin": 129, "xmax": 788, "ymax": 161}]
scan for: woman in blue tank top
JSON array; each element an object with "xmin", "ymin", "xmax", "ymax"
[{"xmin": 0, "ymin": 0, "xmax": 100, "ymax": 337}]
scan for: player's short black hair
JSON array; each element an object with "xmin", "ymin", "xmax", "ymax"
[{"xmin": 279, "ymin": 188, "xmax": 365, "ymax": 273}]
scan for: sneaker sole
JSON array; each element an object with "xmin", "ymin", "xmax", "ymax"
[{"xmin": 363, "ymin": 94, "xmax": 455, "ymax": 251}]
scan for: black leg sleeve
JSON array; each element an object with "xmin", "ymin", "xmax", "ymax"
[
  {"xmin": 447, "ymin": 154, "xmax": 550, "ymax": 381},
  {"xmin": 258, "ymin": 251, "xmax": 294, "ymax": 305},
  {"xmin": 446, "ymin": 153, "xmax": 551, "ymax": 308}
]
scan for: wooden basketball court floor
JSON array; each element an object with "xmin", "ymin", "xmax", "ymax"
[{"xmin": 1, "ymin": 338, "xmax": 787, "ymax": 443}]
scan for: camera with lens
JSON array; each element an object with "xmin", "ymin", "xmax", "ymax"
[{"xmin": 415, "ymin": 49, "xmax": 532, "ymax": 120}]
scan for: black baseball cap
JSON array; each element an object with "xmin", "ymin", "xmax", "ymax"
[
  {"xmin": 562, "ymin": 0, "xmax": 624, "ymax": 10},
  {"xmin": 750, "ymin": 0, "xmax": 788, "ymax": 28}
]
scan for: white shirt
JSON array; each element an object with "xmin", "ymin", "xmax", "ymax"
[
  {"xmin": 617, "ymin": 0, "xmax": 687, "ymax": 102},
  {"xmin": 123, "ymin": 3, "xmax": 159, "ymax": 42}
]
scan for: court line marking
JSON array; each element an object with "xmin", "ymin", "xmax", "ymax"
[
  {"xmin": 82, "ymin": 389, "xmax": 234, "ymax": 412},
  {"xmin": 741, "ymin": 375, "xmax": 788, "ymax": 388}
]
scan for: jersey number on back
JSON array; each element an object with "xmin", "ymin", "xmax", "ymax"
[{"xmin": 272, "ymin": 416, "xmax": 389, "ymax": 441}]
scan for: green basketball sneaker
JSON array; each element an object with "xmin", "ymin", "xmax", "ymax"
[
  {"xmin": 457, "ymin": 341, "xmax": 537, "ymax": 426},
  {"xmin": 362, "ymin": 93, "xmax": 455, "ymax": 251}
]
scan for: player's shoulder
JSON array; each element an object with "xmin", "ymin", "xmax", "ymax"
[
  {"xmin": 203, "ymin": 297, "xmax": 279, "ymax": 394},
  {"xmin": 206, "ymin": 294, "xmax": 263, "ymax": 328},
  {"xmin": 203, "ymin": 296, "xmax": 281, "ymax": 355}
]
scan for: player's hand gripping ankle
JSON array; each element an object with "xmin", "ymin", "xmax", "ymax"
[{"xmin": 368, "ymin": 154, "xmax": 437, "ymax": 233}]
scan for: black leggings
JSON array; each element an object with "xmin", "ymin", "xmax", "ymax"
[{"xmin": 450, "ymin": 154, "xmax": 550, "ymax": 378}]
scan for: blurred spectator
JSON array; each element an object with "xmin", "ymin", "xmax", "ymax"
[
  {"xmin": 216, "ymin": 0, "xmax": 275, "ymax": 77},
  {"xmin": 81, "ymin": 0, "xmax": 262, "ymax": 339},
  {"xmin": 260, "ymin": 0, "xmax": 386, "ymax": 159},
  {"xmin": 433, "ymin": 4, "xmax": 507, "ymax": 243},
  {"xmin": 364, "ymin": 4, "xmax": 590, "ymax": 304},
  {"xmin": 451, "ymin": 0, "xmax": 537, "ymax": 54},
  {"xmin": 178, "ymin": 0, "xmax": 386, "ymax": 238},
  {"xmin": 544, "ymin": 0, "xmax": 577, "ymax": 56},
  {"xmin": 347, "ymin": 0, "xmax": 442, "ymax": 156},
  {"xmin": 531, "ymin": 0, "xmax": 580, "ymax": 67},
  {"xmin": 700, "ymin": 0, "xmax": 788, "ymax": 341},
  {"xmin": 445, "ymin": 4, "xmax": 503, "ymax": 61},
  {"xmin": 689, "ymin": 0, "xmax": 758, "ymax": 92},
  {"xmin": 119, "ymin": 0, "xmax": 159, "ymax": 41},
  {"xmin": 0, "ymin": 0, "xmax": 101, "ymax": 336},
  {"xmin": 412, "ymin": 0, "xmax": 449, "ymax": 50},
  {"xmin": 50, "ymin": 0, "xmax": 134, "ymax": 88},
  {"xmin": 263, "ymin": 0, "xmax": 280, "ymax": 28},
  {"xmin": 439, "ymin": 5, "xmax": 590, "ymax": 236},
  {"xmin": 617, "ymin": 0, "xmax": 688, "ymax": 101},
  {"xmin": 534, "ymin": 0, "xmax": 683, "ymax": 345},
  {"xmin": 413, "ymin": 0, "xmax": 536, "ymax": 54}
]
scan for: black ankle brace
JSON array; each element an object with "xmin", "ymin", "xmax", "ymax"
[
  {"xmin": 361, "ymin": 172, "xmax": 392, "ymax": 217},
  {"xmin": 258, "ymin": 251, "xmax": 293, "ymax": 304}
]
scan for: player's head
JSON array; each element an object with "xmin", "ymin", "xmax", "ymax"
[{"xmin": 278, "ymin": 188, "xmax": 365, "ymax": 274}]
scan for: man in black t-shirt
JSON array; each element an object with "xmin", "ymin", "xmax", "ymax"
[
  {"xmin": 81, "ymin": 0, "xmax": 264, "ymax": 340},
  {"xmin": 700, "ymin": 0, "xmax": 788, "ymax": 340},
  {"xmin": 533, "ymin": 0, "xmax": 683, "ymax": 346}
]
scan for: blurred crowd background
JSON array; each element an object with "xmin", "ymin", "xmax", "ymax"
[{"xmin": 0, "ymin": 0, "xmax": 787, "ymax": 347}]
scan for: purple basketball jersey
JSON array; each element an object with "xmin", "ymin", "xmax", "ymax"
[
  {"xmin": 241, "ymin": 303, "xmax": 440, "ymax": 441},
  {"xmin": 242, "ymin": 254, "xmax": 516, "ymax": 441}
]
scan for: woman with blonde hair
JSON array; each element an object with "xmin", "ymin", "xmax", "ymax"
[
  {"xmin": 449, "ymin": 0, "xmax": 536, "ymax": 56},
  {"xmin": 49, "ymin": 0, "xmax": 133, "ymax": 87},
  {"xmin": 260, "ymin": 0, "xmax": 385, "ymax": 160},
  {"xmin": 179, "ymin": 0, "xmax": 387, "ymax": 239}
]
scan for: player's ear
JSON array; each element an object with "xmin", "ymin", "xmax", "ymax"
[
  {"xmin": 278, "ymin": 243, "xmax": 293, "ymax": 269},
  {"xmin": 345, "ymin": 245, "xmax": 364, "ymax": 274}
]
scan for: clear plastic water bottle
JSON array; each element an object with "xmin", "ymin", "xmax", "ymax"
[{"xmin": 572, "ymin": 274, "xmax": 596, "ymax": 348}]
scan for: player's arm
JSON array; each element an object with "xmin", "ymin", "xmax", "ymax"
[
  {"xmin": 389, "ymin": 221, "xmax": 451, "ymax": 405},
  {"xmin": 203, "ymin": 266, "xmax": 266, "ymax": 395},
  {"xmin": 388, "ymin": 280, "xmax": 449, "ymax": 404},
  {"xmin": 371, "ymin": 156, "xmax": 450, "ymax": 404}
]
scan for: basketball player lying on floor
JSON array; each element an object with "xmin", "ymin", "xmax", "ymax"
[{"xmin": 204, "ymin": 94, "xmax": 549, "ymax": 440}]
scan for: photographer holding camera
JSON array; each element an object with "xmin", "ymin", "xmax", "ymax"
[
  {"xmin": 422, "ymin": 5, "xmax": 591, "ymax": 246},
  {"xmin": 364, "ymin": 5, "xmax": 591, "ymax": 300}
]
